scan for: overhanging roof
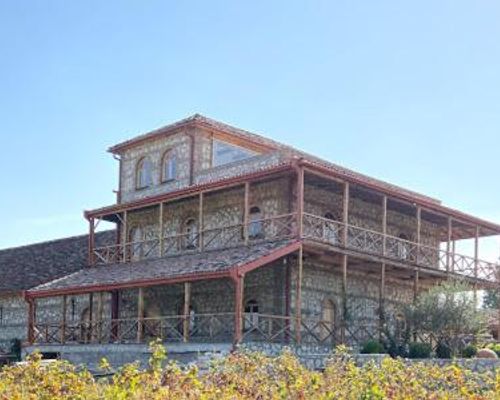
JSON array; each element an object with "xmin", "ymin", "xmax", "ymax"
[{"xmin": 27, "ymin": 240, "xmax": 301, "ymax": 298}]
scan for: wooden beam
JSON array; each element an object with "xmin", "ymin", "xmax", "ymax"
[
  {"xmin": 295, "ymin": 246, "xmax": 303, "ymax": 343},
  {"xmin": 137, "ymin": 288, "xmax": 144, "ymax": 343},
  {"xmin": 159, "ymin": 203, "xmax": 164, "ymax": 256},
  {"xmin": 341, "ymin": 253, "xmax": 348, "ymax": 343},
  {"xmin": 61, "ymin": 295, "xmax": 67, "ymax": 344},
  {"xmin": 474, "ymin": 226, "xmax": 480, "ymax": 307},
  {"xmin": 122, "ymin": 211, "xmax": 128, "ymax": 262},
  {"xmin": 234, "ymin": 275, "xmax": 244, "ymax": 345},
  {"xmin": 446, "ymin": 217, "xmax": 452, "ymax": 273},
  {"xmin": 243, "ymin": 182, "xmax": 250, "ymax": 244},
  {"xmin": 342, "ymin": 183, "xmax": 350, "ymax": 246},
  {"xmin": 296, "ymin": 167, "xmax": 305, "ymax": 238},
  {"xmin": 27, "ymin": 298, "xmax": 35, "ymax": 344},
  {"xmin": 198, "ymin": 193, "xmax": 204, "ymax": 251},
  {"xmin": 88, "ymin": 218, "xmax": 95, "ymax": 266},
  {"xmin": 97, "ymin": 292, "xmax": 104, "ymax": 343},
  {"xmin": 284, "ymin": 257, "xmax": 291, "ymax": 343},
  {"xmin": 413, "ymin": 269, "xmax": 419, "ymax": 303},
  {"xmin": 88, "ymin": 293, "xmax": 94, "ymax": 343},
  {"xmin": 183, "ymin": 282, "xmax": 192, "ymax": 343},
  {"xmin": 379, "ymin": 263, "xmax": 385, "ymax": 341},
  {"xmin": 382, "ymin": 196, "xmax": 387, "ymax": 256}
]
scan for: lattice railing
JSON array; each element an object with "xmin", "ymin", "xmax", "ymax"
[
  {"xmin": 302, "ymin": 213, "xmax": 499, "ymax": 284},
  {"xmin": 241, "ymin": 313, "xmax": 293, "ymax": 344},
  {"xmin": 93, "ymin": 213, "xmax": 297, "ymax": 265}
]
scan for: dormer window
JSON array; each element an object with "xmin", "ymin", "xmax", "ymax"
[
  {"xmin": 136, "ymin": 157, "xmax": 153, "ymax": 189},
  {"xmin": 162, "ymin": 150, "xmax": 177, "ymax": 182},
  {"xmin": 212, "ymin": 140, "xmax": 257, "ymax": 167}
]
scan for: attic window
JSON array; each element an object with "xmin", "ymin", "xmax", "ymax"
[{"xmin": 212, "ymin": 140, "xmax": 257, "ymax": 167}]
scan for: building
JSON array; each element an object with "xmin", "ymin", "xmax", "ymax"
[{"xmin": 7, "ymin": 114, "xmax": 500, "ymax": 366}]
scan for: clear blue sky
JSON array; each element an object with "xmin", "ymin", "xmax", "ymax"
[{"xmin": 1, "ymin": 1, "xmax": 499, "ymax": 256}]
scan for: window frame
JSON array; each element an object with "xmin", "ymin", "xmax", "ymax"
[
  {"xmin": 136, "ymin": 156, "xmax": 153, "ymax": 190},
  {"xmin": 161, "ymin": 149, "xmax": 177, "ymax": 183}
]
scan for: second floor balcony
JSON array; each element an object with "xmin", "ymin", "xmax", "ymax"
[{"xmin": 91, "ymin": 211, "xmax": 499, "ymax": 285}]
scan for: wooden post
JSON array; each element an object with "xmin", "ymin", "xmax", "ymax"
[
  {"xmin": 88, "ymin": 293, "xmax": 94, "ymax": 343},
  {"xmin": 341, "ymin": 254, "xmax": 348, "ymax": 343},
  {"xmin": 474, "ymin": 226, "xmax": 480, "ymax": 308},
  {"xmin": 111, "ymin": 290, "xmax": 120, "ymax": 340},
  {"xmin": 446, "ymin": 217, "xmax": 452, "ymax": 273},
  {"xmin": 183, "ymin": 282, "xmax": 192, "ymax": 342},
  {"xmin": 137, "ymin": 288, "xmax": 144, "ymax": 343},
  {"xmin": 296, "ymin": 167, "xmax": 305, "ymax": 238},
  {"xmin": 379, "ymin": 263, "xmax": 385, "ymax": 341},
  {"xmin": 413, "ymin": 269, "xmax": 419, "ymax": 303},
  {"xmin": 243, "ymin": 182, "xmax": 250, "ymax": 244},
  {"xmin": 295, "ymin": 246, "xmax": 303, "ymax": 343},
  {"xmin": 284, "ymin": 257, "xmax": 291, "ymax": 342},
  {"xmin": 97, "ymin": 292, "xmax": 104, "ymax": 343},
  {"xmin": 416, "ymin": 207, "xmax": 421, "ymax": 263},
  {"xmin": 234, "ymin": 275, "xmax": 244, "ymax": 345},
  {"xmin": 61, "ymin": 295, "xmax": 67, "ymax": 344},
  {"xmin": 343, "ymin": 183, "xmax": 350, "ymax": 247},
  {"xmin": 159, "ymin": 203, "xmax": 164, "ymax": 256},
  {"xmin": 198, "ymin": 193, "xmax": 204, "ymax": 251},
  {"xmin": 122, "ymin": 211, "xmax": 128, "ymax": 262},
  {"xmin": 382, "ymin": 196, "xmax": 387, "ymax": 256},
  {"xmin": 88, "ymin": 218, "xmax": 95, "ymax": 266},
  {"xmin": 27, "ymin": 298, "xmax": 35, "ymax": 344}
]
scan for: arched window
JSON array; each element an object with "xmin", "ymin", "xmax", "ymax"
[
  {"xmin": 161, "ymin": 150, "xmax": 177, "ymax": 182},
  {"xmin": 248, "ymin": 206, "xmax": 263, "ymax": 239},
  {"xmin": 244, "ymin": 299, "xmax": 259, "ymax": 330},
  {"xmin": 183, "ymin": 218, "xmax": 199, "ymax": 250},
  {"xmin": 324, "ymin": 212, "xmax": 339, "ymax": 244},
  {"xmin": 136, "ymin": 157, "xmax": 153, "ymax": 189}
]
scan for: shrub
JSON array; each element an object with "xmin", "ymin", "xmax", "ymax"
[
  {"xmin": 486, "ymin": 343, "xmax": 500, "ymax": 357},
  {"xmin": 408, "ymin": 342, "xmax": 431, "ymax": 359},
  {"xmin": 461, "ymin": 345, "xmax": 477, "ymax": 358},
  {"xmin": 476, "ymin": 348, "xmax": 498, "ymax": 359},
  {"xmin": 360, "ymin": 340, "xmax": 385, "ymax": 354},
  {"xmin": 435, "ymin": 341, "xmax": 452, "ymax": 359}
]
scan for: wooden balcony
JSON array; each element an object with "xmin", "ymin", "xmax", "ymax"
[{"xmin": 91, "ymin": 212, "xmax": 499, "ymax": 285}]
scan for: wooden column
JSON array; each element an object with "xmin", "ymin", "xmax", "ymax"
[
  {"xmin": 474, "ymin": 226, "xmax": 480, "ymax": 307},
  {"xmin": 382, "ymin": 196, "xmax": 387, "ymax": 256},
  {"xmin": 341, "ymin": 254, "xmax": 348, "ymax": 343},
  {"xmin": 446, "ymin": 217, "xmax": 452, "ymax": 273},
  {"xmin": 88, "ymin": 293, "xmax": 94, "ymax": 343},
  {"xmin": 295, "ymin": 246, "xmax": 303, "ymax": 343},
  {"xmin": 88, "ymin": 218, "xmax": 95, "ymax": 266},
  {"xmin": 122, "ymin": 211, "xmax": 128, "ymax": 262},
  {"xmin": 243, "ymin": 182, "xmax": 250, "ymax": 244},
  {"xmin": 416, "ymin": 207, "xmax": 422, "ymax": 263},
  {"xmin": 183, "ymin": 282, "xmax": 192, "ymax": 343},
  {"xmin": 198, "ymin": 193, "xmax": 204, "ymax": 251},
  {"xmin": 234, "ymin": 275, "xmax": 244, "ymax": 345},
  {"xmin": 61, "ymin": 295, "xmax": 67, "ymax": 344},
  {"xmin": 159, "ymin": 203, "xmax": 164, "ymax": 256},
  {"xmin": 111, "ymin": 290, "xmax": 120, "ymax": 340},
  {"xmin": 296, "ymin": 167, "xmax": 305, "ymax": 238},
  {"xmin": 284, "ymin": 257, "xmax": 291, "ymax": 342},
  {"xmin": 27, "ymin": 298, "xmax": 35, "ymax": 344},
  {"xmin": 413, "ymin": 269, "xmax": 419, "ymax": 303},
  {"xmin": 342, "ymin": 182, "xmax": 350, "ymax": 247},
  {"xmin": 379, "ymin": 263, "xmax": 385, "ymax": 340},
  {"xmin": 97, "ymin": 292, "xmax": 104, "ymax": 343},
  {"xmin": 137, "ymin": 288, "xmax": 144, "ymax": 343}
]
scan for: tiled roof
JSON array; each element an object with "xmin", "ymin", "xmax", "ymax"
[
  {"xmin": 108, "ymin": 114, "xmax": 440, "ymax": 205},
  {"xmin": 28, "ymin": 240, "xmax": 298, "ymax": 296},
  {"xmin": 0, "ymin": 231, "xmax": 115, "ymax": 295}
]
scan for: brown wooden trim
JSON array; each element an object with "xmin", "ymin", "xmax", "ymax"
[{"xmin": 295, "ymin": 245, "xmax": 303, "ymax": 343}]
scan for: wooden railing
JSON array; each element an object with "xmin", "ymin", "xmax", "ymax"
[
  {"xmin": 93, "ymin": 213, "xmax": 297, "ymax": 265},
  {"xmin": 241, "ymin": 313, "xmax": 294, "ymax": 344},
  {"xmin": 303, "ymin": 213, "xmax": 499, "ymax": 283}
]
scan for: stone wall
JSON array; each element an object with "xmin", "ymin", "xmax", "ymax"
[{"xmin": 0, "ymin": 295, "xmax": 27, "ymax": 351}]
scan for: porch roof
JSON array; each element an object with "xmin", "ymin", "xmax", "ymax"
[{"xmin": 27, "ymin": 240, "xmax": 301, "ymax": 298}]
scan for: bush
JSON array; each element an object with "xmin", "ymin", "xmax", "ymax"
[
  {"xmin": 435, "ymin": 341, "xmax": 452, "ymax": 359},
  {"xmin": 461, "ymin": 345, "xmax": 477, "ymax": 358},
  {"xmin": 476, "ymin": 348, "xmax": 498, "ymax": 359},
  {"xmin": 0, "ymin": 342, "xmax": 499, "ymax": 399},
  {"xmin": 360, "ymin": 340, "xmax": 385, "ymax": 354},
  {"xmin": 486, "ymin": 343, "xmax": 500, "ymax": 357},
  {"xmin": 408, "ymin": 342, "xmax": 431, "ymax": 359}
]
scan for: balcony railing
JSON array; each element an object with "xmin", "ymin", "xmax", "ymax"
[
  {"xmin": 93, "ymin": 213, "xmax": 297, "ymax": 265},
  {"xmin": 92, "ymin": 211, "xmax": 498, "ymax": 283},
  {"xmin": 302, "ymin": 213, "xmax": 499, "ymax": 283}
]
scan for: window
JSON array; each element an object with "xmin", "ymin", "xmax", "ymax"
[
  {"xmin": 0, "ymin": 306, "xmax": 3, "ymax": 325},
  {"xmin": 248, "ymin": 206, "xmax": 264, "ymax": 239},
  {"xmin": 212, "ymin": 140, "xmax": 257, "ymax": 167},
  {"xmin": 398, "ymin": 233, "xmax": 410, "ymax": 260},
  {"xmin": 244, "ymin": 299, "xmax": 259, "ymax": 330},
  {"xmin": 129, "ymin": 227, "xmax": 143, "ymax": 261},
  {"xmin": 161, "ymin": 150, "xmax": 177, "ymax": 182},
  {"xmin": 136, "ymin": 157, "xmax": 153, "ymax": 189},
  {"xmin": 183, "ymin": 218, "xmax": 199, "ymax": 249}
]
